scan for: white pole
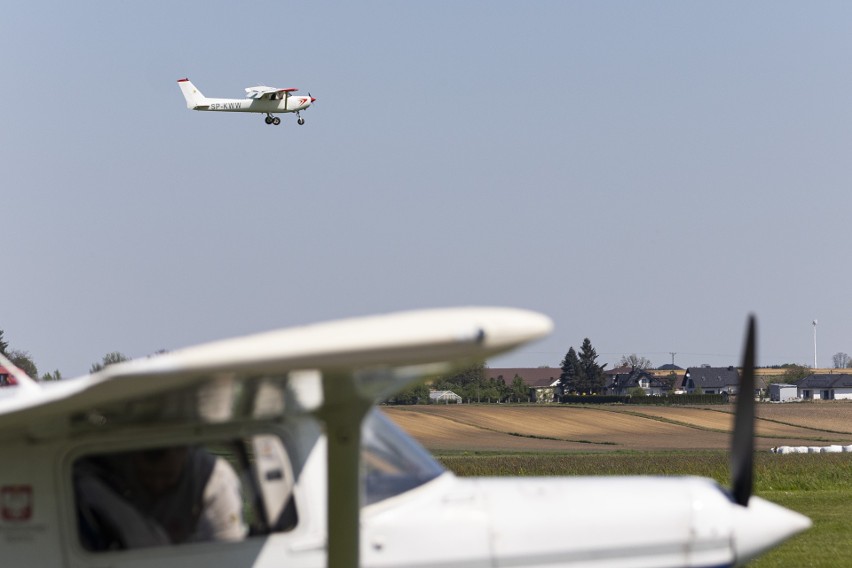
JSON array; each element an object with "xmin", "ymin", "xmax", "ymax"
[{"xmin": 813, "ymin": 320, "xmax": 818, "ymax": 368}]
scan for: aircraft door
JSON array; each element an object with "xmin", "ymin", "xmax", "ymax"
[{"xmin": 251, "ymin": 434, "xmax": 297, "ymax": 531}]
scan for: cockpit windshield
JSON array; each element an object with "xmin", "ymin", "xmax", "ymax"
[{"xmin": 362, "ymin": 409, "xmax": 445, "ymax": 505}]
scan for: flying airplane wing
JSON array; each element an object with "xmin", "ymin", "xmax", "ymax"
[{"xmin": 245, "ymin": 86, "xmax": 299, "ymax": 100}]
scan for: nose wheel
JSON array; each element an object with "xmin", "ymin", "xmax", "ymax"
[
  {"xmin": 297, "ymin": 112, "xmax": 305, "ymax": 126},
  {"xmin": 265, "ymin": 114, "xmax": 281, "ymax": 126}
]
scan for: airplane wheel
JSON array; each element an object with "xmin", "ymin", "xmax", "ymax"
[
  {"xmin": 265, "ymin": 116, "xmax": 273, "ymax": 125},
  {"xmin": 272, "ymin": 117, "xmax": 281, "ymax": 125},
  {"xmin": 297, "ymin": 117, "xmax": 305, "ymax": 125}
]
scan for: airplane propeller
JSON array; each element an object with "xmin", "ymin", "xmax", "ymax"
[{"xmin": 730, "ymin": 315, "xmax": 756, "ymax": 507}]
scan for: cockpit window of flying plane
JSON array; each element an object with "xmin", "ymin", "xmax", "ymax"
[
  {"xmin": 362, "ymin": 409, "xmax": 445, "ymax": 505},
  {"xmin": 73, "ymin": 437, "xmax": 298, "ymax": 552}
]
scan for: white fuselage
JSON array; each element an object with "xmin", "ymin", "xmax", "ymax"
[
  {"xmin": 365, "ymin": 474, "xmax": 808, "ymax": 568},
  {"xmin": 196, "ymin": 97, "xmax": 313, "ymax": 114},
  {"xmin": 0, "ymin": 410, "xmax": 810, "ymax": 568}
]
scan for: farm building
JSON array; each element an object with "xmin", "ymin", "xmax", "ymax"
[
  {"xmin": 429, "ymin": 390, "xmax": 462, "ymax": 404},
  {"xmin": 796, "ymin": 374, "xmax": 852, "ymax": 400},
  {"xmin": 486, "ymin": 368, "xmax": 560, "ymax": 403},
  {"xmin": 769, "ymin": 383, "xmax": 798, "ymax": 402}
]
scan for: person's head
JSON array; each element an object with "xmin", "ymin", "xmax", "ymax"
[{"xmin": 130, "ymin": 447, "xmax": 189, "ymax": 496}]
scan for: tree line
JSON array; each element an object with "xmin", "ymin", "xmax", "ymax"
[
  {"xmin": 386, "ymin": 335, "xmax": 830, "ymax": 404},
  {"xmin": 0, "ymin": 329, "xmax": 55, "ymax": 381},
  {"xmin": 0, "ymin": 327, "xmax": 131, "ymax": 382},
  {"xmin": 388, "ymin": 337, "xmax": 615, "ymax": 404},
  {"xmin": 386, "ymin": 362, "xmax": 531, "ymax": 404},
  {"xmin": 6, "ymin": 321, "xmax": 835, "ymax": 394},
  {"xmin": 832, "ymin": 352, "xmax": 852, "ymax": 369}
]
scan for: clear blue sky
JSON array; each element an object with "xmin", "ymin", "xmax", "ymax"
[{"xmin": 4, "ymin": 2, "xmax": 852, "ymax": 377}]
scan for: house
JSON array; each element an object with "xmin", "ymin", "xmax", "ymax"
[
  {"xmin": 796, "ymin": 374, "xmax": 852, "ymax": 400},
  {"xmin": 429, "ymin": 390, "xmax": 462, "ymax": 404},
  {"xmin": 604, "ymin": 367, "xmax": 669, "ymax": 396},
  {"xmin": 486, "ymin": 368, "xmax": 560, "ymax": 403},
  {"xmin": 769, "ymin": 383, "xmax": 798, "ymax": 402},
  {"xmin": 604, "ymin": 366, "xmax": 632, "ymax": 377},
  {"xmin": 681, "ymin": 366, "xmax": 740, "ymax": 395}
]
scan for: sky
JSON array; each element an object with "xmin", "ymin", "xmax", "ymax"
[{"xmin": 3, "ymin": 2, "xmax": 852, "ymax": 378}]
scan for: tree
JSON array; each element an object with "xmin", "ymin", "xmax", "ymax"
[
  {"xmin": 833, "ymin": 352, "xmax": 850, "ymax": 369},
  {"xmin": 659, "ymin": 372, "xmax": 679, "ymax": 392},
  {"xmin": 486, "ymin": 375, "xmax": 509, "ymax": 402},
  {"xmin": 628, "ymin": 386, "xmax": 647, "ymax": 398},
  {"xmin": 90, "ymin": 351, "xmax": 130, "ymax": 373},
  {"xmin": 618, "ymin": 354, "xmax": 653, "ymax": 370},
  {"xmin": 510, "ymin": 375, "xmax": 528, "ymax": 402},
  {"xmin": 559, "ymin": 347, "xmax": 582, "ymax": 394},
  {"xmin": 0, "ymin": 329, "xmax": 8, "ymax": 357},
  {"xmin": 387, "ymin": 382, "xmax": 430, "ymax": 404},
  {"xmin": 41, "ymin": 370, "xmax": 63, "ymax": 381},
  {"xmin": 7, "ymin": 349, "xmax": 38, "ymax": 379},
  {"xmin": 434, "ymin": 362, "xmax": 486, "ymax": 402},
  {"xmin": 578, "ymin": 338, "xmax": 607, "ymax": 394},
  {"xmin": 780, "ymin": 363, "xmax": 810, "ymax": 384}
]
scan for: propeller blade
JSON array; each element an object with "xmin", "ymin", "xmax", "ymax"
[{"xmin": 730, "ymin": 315, "xmax": 756, "ymax": 507}]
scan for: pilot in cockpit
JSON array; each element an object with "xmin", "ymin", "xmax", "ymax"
[{"xmin": 74, "ymin": 445, "xmax": 247, "ymax": 551}]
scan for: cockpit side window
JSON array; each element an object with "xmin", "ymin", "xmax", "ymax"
[
  {"xmin": 362, "ymin": 409, "xmax": 445, "ymax": 505},
  {"xmin": 73, "ymin": 435, "xmax": 297, "ymax": 552}
]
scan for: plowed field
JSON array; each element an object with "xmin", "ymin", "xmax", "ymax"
[{"xmin": 383, "ymin": 403, "xmax": 852, "ymax": 452}]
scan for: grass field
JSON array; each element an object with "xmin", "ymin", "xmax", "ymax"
[{"xmin": 384, "ymin": 403, "xmax": 852, "ymax": 567}]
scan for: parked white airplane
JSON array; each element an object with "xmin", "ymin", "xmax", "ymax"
[
  {"xmin": 177, "ymin": 78, "xmax": 315, "ymax": 126},
  {"xmin": 0, "ymin": 308, "xmax": 809, "ymax": 568}
]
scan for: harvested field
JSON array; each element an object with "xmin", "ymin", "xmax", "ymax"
[
  {"xmin": 383, "ymin": 403, "xmax": 852, "ymax": 452},
  {"xmin": 756, "ymin": 402, "xmax": 852, "ymax": 433},
  {"xmin": 683, "ymin": 402, "xmax": 852, "ymax": 434},
  {"xmin": 601, "ymin": 405, "xmax": 851, "ymax": 441}
]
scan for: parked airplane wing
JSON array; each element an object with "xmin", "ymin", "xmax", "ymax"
[{"xmin": 0, "ymin": 307, "xmax": 552, "ymax": 435}]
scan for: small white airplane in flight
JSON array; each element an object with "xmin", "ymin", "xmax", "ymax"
[
  {"xmin": 0, "ymin": 308, "xmax": 809, "ymax": 568},
  {"xmin": 177, "ymin": 78, "xmax": 315, "ymax": 126}
]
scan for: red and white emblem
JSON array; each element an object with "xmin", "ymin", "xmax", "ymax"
[{"xmin": 1, "ymin": 485, "xmax": 33, "ymax": 521}]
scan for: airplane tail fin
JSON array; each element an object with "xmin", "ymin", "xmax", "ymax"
[{"xmin": 177, "ymin": 78, "xmax": 209, "ymax": 109}]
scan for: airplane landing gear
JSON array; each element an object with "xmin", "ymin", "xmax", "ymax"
[
  {"xmin": 297, "ymin": 112, "xmax": 305, "ymax": 126},
  {"xmin": 265, "ymin": 115, "xmax": 281, "ymax": 125}
]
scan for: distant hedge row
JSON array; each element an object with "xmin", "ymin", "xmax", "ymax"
[
  {"xmin": 559, "ymin": 394, "xmax": 728, "ymax": 405},
  {"xmin": 560, "ymin": 395, "xmax": 629, "ymax": 404}
]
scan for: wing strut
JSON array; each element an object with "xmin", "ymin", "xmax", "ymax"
[{"xmin": 318, "ymin": 373, "xmax": 372, "ymax": 568}]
